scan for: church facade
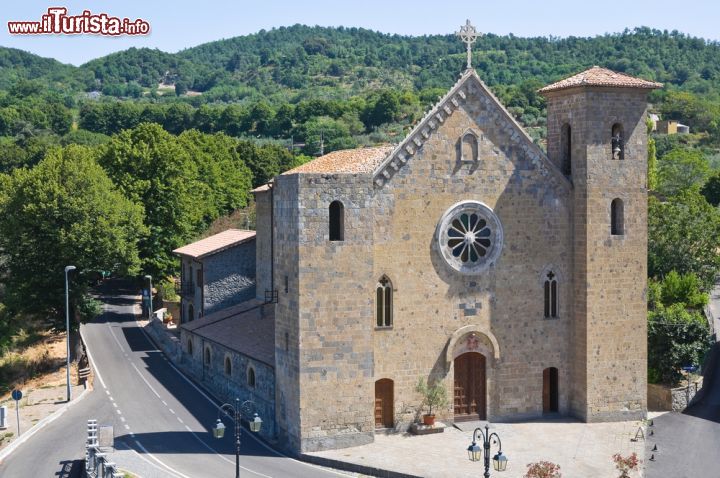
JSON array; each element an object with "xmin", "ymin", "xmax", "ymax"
[{"xmin": 246, "ymin": 65, "xmax": 662, "ymax": 452}]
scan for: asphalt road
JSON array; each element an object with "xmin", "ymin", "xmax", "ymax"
[
  {"xmin": 645, "ymin": 342, "xmax": 720, "ymax": 478},
  {"xmin": 0, "ymin": 283, "xmax": 350, "ymax": 478}
]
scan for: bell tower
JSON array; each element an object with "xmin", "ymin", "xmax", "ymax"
[{"xmin": 541, "ymin": 67, "xmax": 662, "ymax": 421}]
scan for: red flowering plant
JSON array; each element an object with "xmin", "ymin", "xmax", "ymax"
[
  {"xmin": 524, "ymin": 461, "xmax": 562, "ymax": 478},
  {"xmin": 612, "ymin": 453, "xmax": 640, "ymax": 478}
]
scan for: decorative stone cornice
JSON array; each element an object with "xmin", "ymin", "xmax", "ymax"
[{"xmin": 372, "ymin": 69, "xmax": 571, "ymax": 191}]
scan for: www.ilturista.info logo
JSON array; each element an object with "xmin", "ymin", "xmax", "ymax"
[{"xmin": 8, "ymin": 7, "xmax": 150, "ymax": 36}]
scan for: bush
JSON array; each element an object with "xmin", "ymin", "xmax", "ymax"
[
  {"xmin": 525, "ymin": 461, "xmax": 561, "ymax": 478},
  {"xmin": 648, "ymin": 304, "xmax": 711, "ymax": 385},
  {"xmin": 77, "ymin": 294, "xmax": 102, "ymax": 323}
]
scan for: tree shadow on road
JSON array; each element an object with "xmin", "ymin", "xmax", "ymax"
[{"xmin": 115, "ymin": 430, "xmax": 274, "ymax": 457}]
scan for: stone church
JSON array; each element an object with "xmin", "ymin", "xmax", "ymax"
[{"xmin": 176, "ymin": 31, "xmax": 661, "ymax": 453}]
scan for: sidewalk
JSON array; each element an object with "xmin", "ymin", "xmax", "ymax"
[{"xmin": 306, "ymin": 416, "xmax": 647, "ymax": 478}]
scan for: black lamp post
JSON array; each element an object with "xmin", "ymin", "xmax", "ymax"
[
  {"xmin": 467, "ymin": 424, "xmax": 507, "ymax": 477},
  {"xmin": 213, "ymin": 398, "xmax": 262, "ymax": 478}
]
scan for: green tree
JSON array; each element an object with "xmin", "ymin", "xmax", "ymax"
[
  {"xmin": 701, "ymin": 172, "xmax": 720, "ymax": 206},
  {"xmin": 657, "ymin": 148, "xmax": 710, "ymax": 197},
  {"xmin": 652, "ymin": 270, "xmax": 709, "ymax": 310},
  {"xmin": 648, "ymin": 192, "xmax": 720, "ymax": 289},
  {"xmin": 648, "ymin": 303, "xmax": 710, "ymax": 385},
  {"xmin": 647, "ymin": 120, "xmax": 658, "ymax": 191},
  {"xmin": 0, "ymin": 145, "xmax": 145, "ymax": 329},
  {"xmin": 97, "ymin": 123, "xmax": 205, "ymax": 277}
]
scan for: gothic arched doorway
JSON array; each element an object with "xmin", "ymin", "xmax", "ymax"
[{"xmin": 454, "ymin": 352, "xmax": 486, "ymax": 421}]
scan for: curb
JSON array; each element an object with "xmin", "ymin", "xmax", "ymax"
[
  {"xmin": 0, "ymin": 383, "xmax": 90, "ymax": 463},
  {"xmin": 299, "ymin": 453, "xmax": 422, "ymax": 478}
]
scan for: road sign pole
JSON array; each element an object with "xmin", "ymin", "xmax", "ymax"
[{"xmin": 11, "ymin": 390, "xmax": 22, "ymax": 437}]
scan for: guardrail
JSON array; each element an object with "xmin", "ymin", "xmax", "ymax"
[{"xmin": 85, "ymin": 419, "xmax": 123, "ymax": 478}]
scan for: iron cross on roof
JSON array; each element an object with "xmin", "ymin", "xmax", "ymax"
[{"xmin": 456, "ymin": 19, "xmax": 480, "ymax": 70}]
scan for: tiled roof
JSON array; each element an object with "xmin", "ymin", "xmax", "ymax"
[
  {"xmin": 181, "ymin": 299, "xmax": 275, "ymax": 366},
  {"xmin": 539, "ymin": 66, "xmax": 663, "ymax": 93},
  {"xmin": 173, "ymin": 229, "xmax": 255, "ymax": 259},
  {"xmin": 281, "ymin": 145, "xmax": 394, "ymax": 175}
]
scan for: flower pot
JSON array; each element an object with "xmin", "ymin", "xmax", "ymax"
[{"xmin": 422, "ymin": 414, "xmax": 435, "ymax": 426}]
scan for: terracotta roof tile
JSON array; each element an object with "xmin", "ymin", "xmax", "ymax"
[
  {"xmin": 173, "ymin": 229, "xmax": 255, "ymax": 259},
  {"xmin": 539, "ymin": 66, "xmax": 662, "ymax": 93},
  {"xmin": 282, "ymin": 145, "xmax": 394, "ymax": 175},
  {"xmin": 181, "ymin": 299, "xmax": 275, "ymax": 366}
]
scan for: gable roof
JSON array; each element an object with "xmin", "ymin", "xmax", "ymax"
[
  {"xmin": 173, "ymin": 229, "xmax": 255, "ymax": 259},
  {"xmin": 281, "ymin": 146, "xmax": 394, "ymax": 175},
  {"xmin": 372, "ymin": 69, "xmax": 570, "ymax": 190},
  {"xmin": 538, "ymin": 66, "xmax": 662, "ymax": 94}
]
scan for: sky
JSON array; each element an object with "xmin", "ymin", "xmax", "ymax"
[{"xmin": 2, "ymin": 0, "xmax": 720, "ymax": 66}]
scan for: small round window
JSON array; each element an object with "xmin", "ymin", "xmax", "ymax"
[{"xmin": 437, "ymin": 200, "xmax": 503, "ymax": 274}]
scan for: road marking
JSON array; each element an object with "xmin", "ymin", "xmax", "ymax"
[
  {"xmin": 108, "ymin": 325, "xmax": 125, "ymax": 353},
  {"xmin": 130, "ymin": 362, "xmax": 161, "ymax": 399},
  {"xmin": 124, "ymin": 424, "xmax": 130, "ymax": 430},
  {"xmin": 177, "ymin": 417, "xmax": 183, "ymax": 424},
  {"xmin": 120, "ymin": 416, "xmax": 125, "ymax": 422},
  {"xmin": 134, "ymin": 439, "xmax": 193, "ymax": 478},
  {"xmin": 109, "ymin": 396, "xmax": 114, "ymax": 401},
  {"xmin": 169, "ymin": 408, "xmax": 175, "ymax": 414},
  {"xmin": 116, "ymin": 410, "xmax": 122, "ymax": 415},
  {"xmin": 162, "ymin": 400, "xmax": 168, "ymax": 406},
  {"xmin": 113, "ymin": 402, "xmax": 118, "ymax": 409},
  {"xmin": 82, "ymin": 328, "xmax": 107, "ymax": 390}
]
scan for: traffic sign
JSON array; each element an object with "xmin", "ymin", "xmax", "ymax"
[{"xmin": 11, "ymin": 390, "xmax": 22, "ymax": 401}]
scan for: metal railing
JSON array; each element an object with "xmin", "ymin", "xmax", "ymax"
[
  {"xmin": 176, "ymin": 281, "xmax": 195, "ymax": 297},
  {"xmin": 85, "ymin": 419, "xmax": 123, "ymax": 478}
]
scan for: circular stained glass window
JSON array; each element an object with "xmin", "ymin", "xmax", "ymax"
[{"xmin": 437, "ymin": 201, "xmax": 503, "ymax": 274}]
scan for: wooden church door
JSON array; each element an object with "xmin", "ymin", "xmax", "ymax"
[
  {"xmin": 374, "ymin": 379, "xmax": 394, "ymax": 428},
  {"xmin": 454, "ymin": 352, "xmax": 486, "ymax": 421}
]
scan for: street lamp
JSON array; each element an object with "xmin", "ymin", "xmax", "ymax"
[
  {"xmin": 213, "ymin": 398, "xmax": 262, "ymax": 478},
  {"xmin": 144, "ymin": 275, "xmax": 153, "ymax": 320},
  {"xmin": 64, "ymin": 265, "xmax": 76, "ymax": 402},
  {"xmin": 467, "ymin": 424, "xmax": 507, "ymax": 477}
]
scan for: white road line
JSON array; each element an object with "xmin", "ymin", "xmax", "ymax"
[
  {"xmin": 81, "ymin": 327, "xmax": 107, "ymax": 390},
  {"xmin": 162, "ymin": 400, "xmax": 168, "ymax": 406},
  {"xmin": 116, "ymin": 410, "xmax": 122, "ymax": 415},
  {"xmin": 109, "ymin": 396, "xmax": 114, "ymax": 402},
  {"xmin": 130, "ymin": 362, "xmax": 161, "ymax": 399},
  {"xmin": 169, "ymin": 408, "xmax": 175, "ymax": 414},
  {"xmin": 177, "ymin": 417, "xmax": 183, "ymax": 424},
  {"xmin": 134, "ymin": 439, "xmax": 189, "ymax": 478},
  {"xmin": 120, "ymin": 416, "xmax": 125, "ymax": 422},
  {"xmin": 113, "ymin": 403, "xmax": 118, "ymax": 409},
  {"xmin": 105, "ymin": 390, "xmax": 110, "ymax": 396},
  {"xmin": 124, "ymin": 424, "xmax": 130, "ymax": 430},
  {"xmin": 108, "ymin": 325, "xmax": 125, "ymax": 353}
]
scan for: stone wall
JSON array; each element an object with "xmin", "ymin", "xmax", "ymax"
[
  {"xmin": 203, "ymin": 240, "xmax": 256, "ymax": 315},
  {"xmin": 254, "ymin": 189, "xmax": 273, "ymax": 301},
  {"xmin": 371, "ymin": 76, "xmax": 573, "ymax": 426},
  {"xmin": 272, "ymin": 174, "xmax": 302, "ymax": 452},
  {"xmin": 546, "ymin": 87, "xmax": 649, "ymax": 422},
  {"xmin": 647, "ymin": 378, "xmax": 703, "ymax": 411},
  {"xmin": 180, "ymin": 328, "xmax": 276, "ymax": 440}
]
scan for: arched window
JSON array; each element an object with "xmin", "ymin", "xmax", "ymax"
[
  {"xmin": 376, "ymin": 276, "xmax": 393, "ymax": 328},
  {"xmin": 560, "ymin": 123, "xmax": 571, "ymax": 175},
  {"xmin": 460, "ymin": 132, "xmax": 479, "ymax": 162},
  {"xmin": 544, "ymin": 271, "xmax": 558, "ymax": 319},
  {"xmin": 247, "ymin": 366, "xmax": 256, "ymax": 388},
  {"xmin": 611, "ymin": 123, "xmax": 624, "ymax": 160},
  {"xmin": 329, "ymin": 201, "xmax": 344, "ymax": 241},
  {"xmin": 224, "ymin": 356, "xmax": 232, "ymax": 376},
  {"xmin": 204, "ymin": 347, "xmax": 211, "ymax": 367},
  {"xmin": 188, "ymin": 303, "xmax": 194, "ymax": 322},
  {"xmin": 187, "ymin": 338, "xmax": 193, "ymax": 355},
  {"xmin": 611, "ymin": 198, "xmax": 624, "ymax": 235}
]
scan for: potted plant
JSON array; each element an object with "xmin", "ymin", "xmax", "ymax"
[
  {"xmin": 612, "ymin": 453, "xmax": 640, "ymax": 478},
  {"xmin": 416, "ymin": 377, "xmax": 448, "ymax": 426}
]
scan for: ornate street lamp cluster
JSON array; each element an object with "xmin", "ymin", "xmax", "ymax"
[
  {"xmin": 213, "ymin": 398, "xmax": 263, "ymax": 478},
  {"xmin": 467, "ymin": 424, "xmax": 508, "ymax": 477}
]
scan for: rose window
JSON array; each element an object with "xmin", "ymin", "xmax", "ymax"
[{"xmin": 437, "ymin": 201, "xmax": 503, "ymax": 274}]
